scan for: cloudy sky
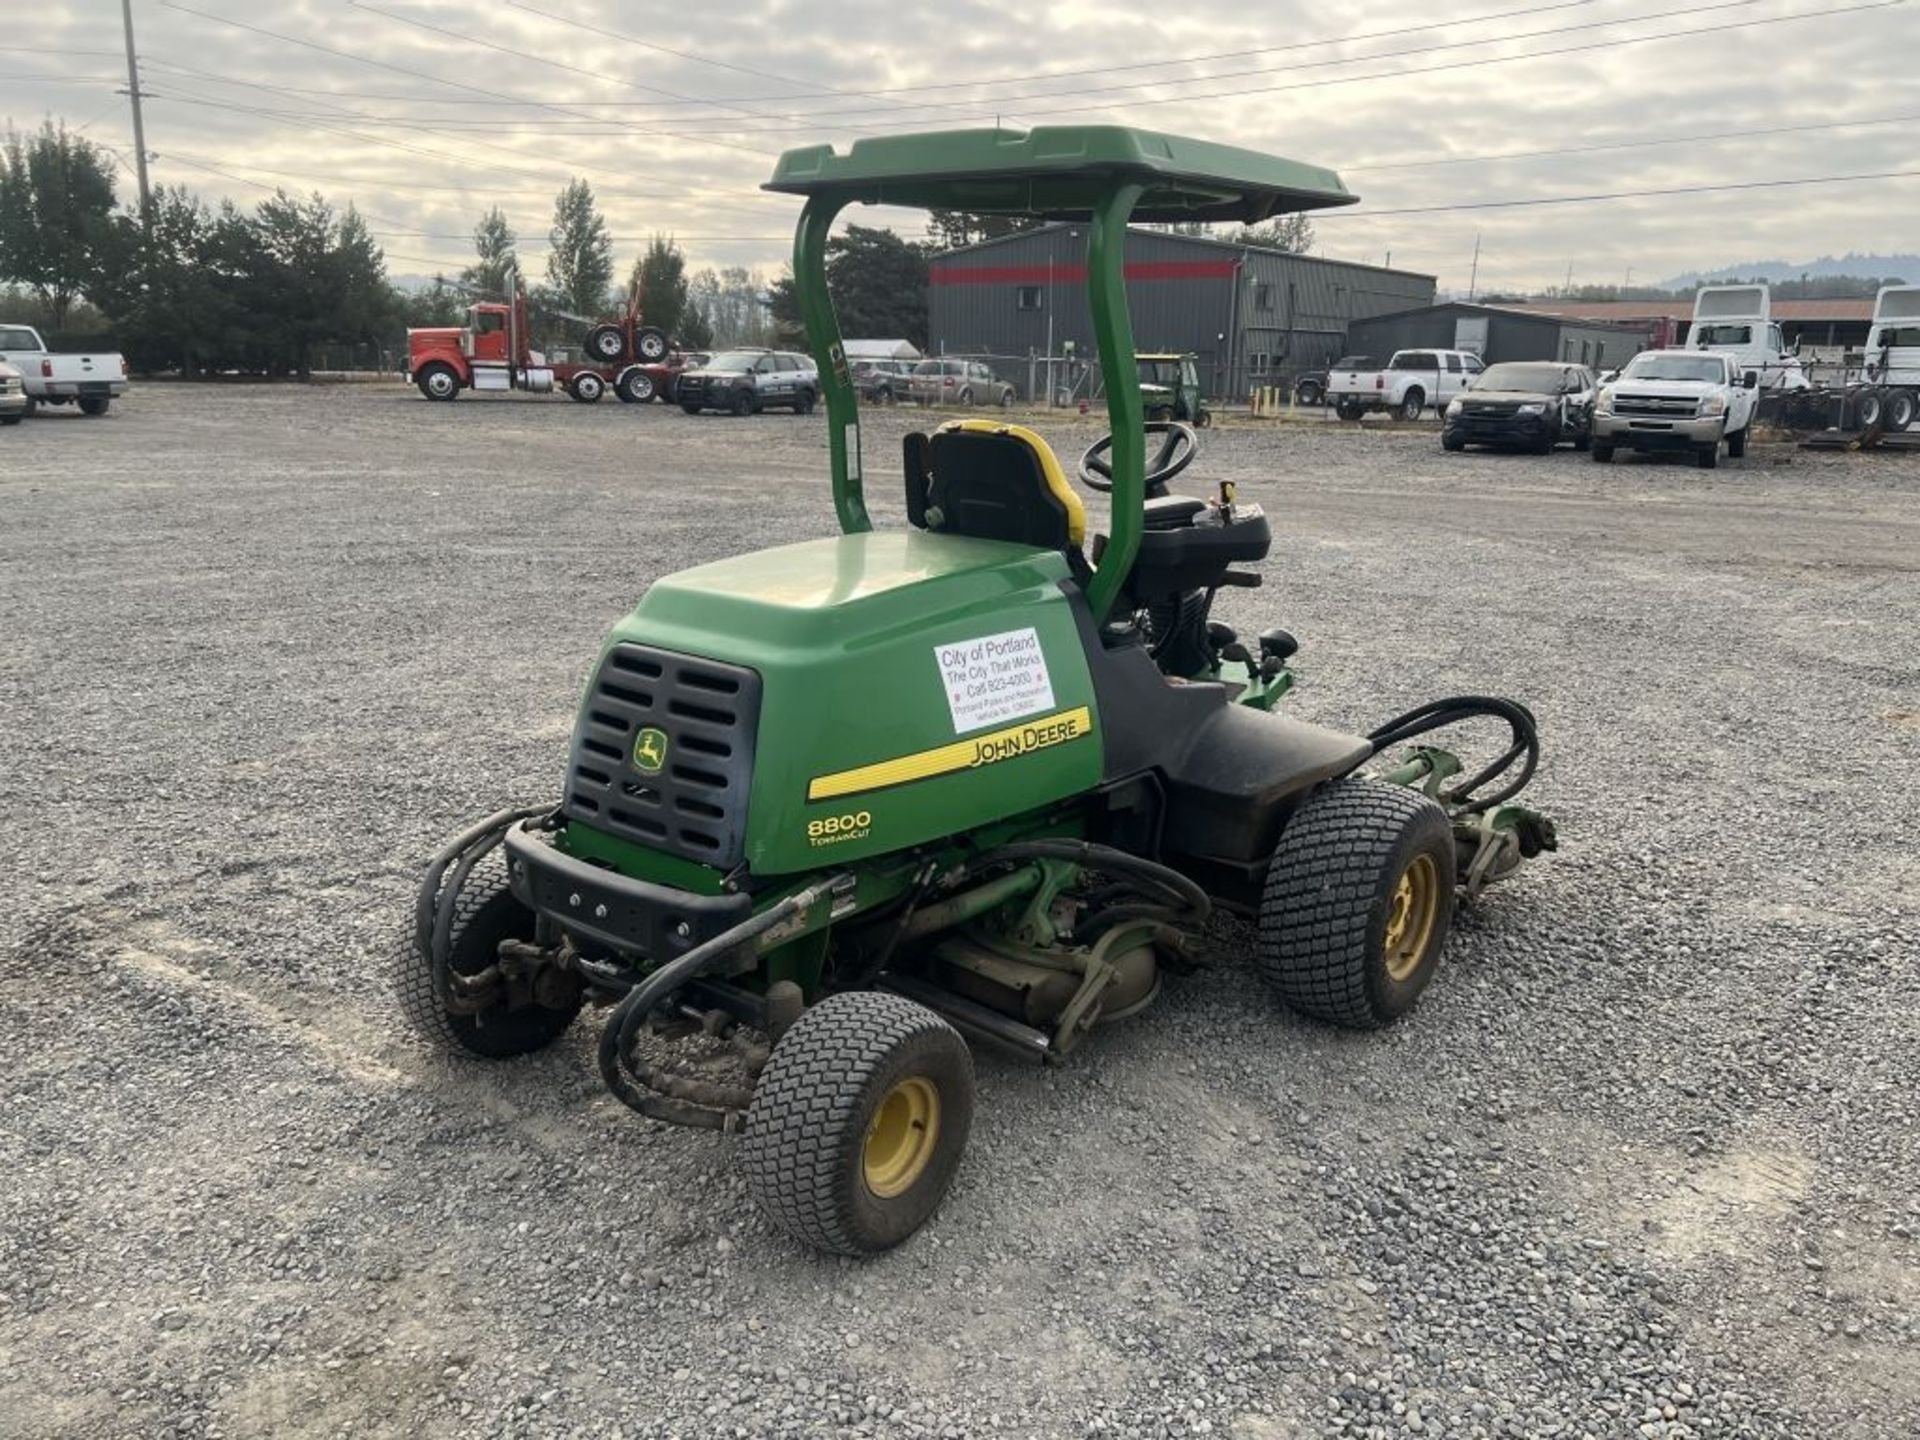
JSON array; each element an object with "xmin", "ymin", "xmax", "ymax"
[{"xmin": 7, "ymin": 0, "xmax": 1917, "ymax": 291}]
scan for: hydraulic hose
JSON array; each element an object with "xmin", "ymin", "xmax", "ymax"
[
  {"xmin": 1363, "ymin": 695, "xmax": 1540, "ymax": 813},
  {"xmin": 964, "ymin": 838, "xmax": 1213, "ymax": 941},
  {"xmin": 597, "ymin": 874, "xmax": 846, "ymax": 1129},
  {"xmin": 417, "ymin": 803, "xmax": 556, "ymax": 1007}
]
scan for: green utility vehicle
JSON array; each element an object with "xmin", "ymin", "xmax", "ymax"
[
  {"xmin": 1138, "ymin": 351, "xmax": 1212, "ymax": 427},
  {"xmin": 403, "ymin": 126, "xmax": 1557, "ymax": 1256}
]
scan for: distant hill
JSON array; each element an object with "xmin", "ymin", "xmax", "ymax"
[{"xmin": 1658, "ymin": 254, "xmax": 1917, "ymax": 290}]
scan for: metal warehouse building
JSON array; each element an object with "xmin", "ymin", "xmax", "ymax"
[
  {"xmin": 928, "ymin": 225, "xmax": 1434, "ymax": 401},
  {"xmin": 1345, "ymin": 302, "xmax": 1655, "ymax": 374}
]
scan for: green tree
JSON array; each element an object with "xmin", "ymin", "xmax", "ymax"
[
  {"xmin": 0, "ymin": 122, "xmax": 119, "ymax": 329},
  {"xmin": 687, "ymin": 265, "xmax": 771, "ymax": 347},
  {"xmin": 677, "ymin": 298, "xmax": 713, "ymax": 350},
  {"xmin": 767, "ymin": 224, "xmax": 929, "ymax": 348},
  {"xmin": 546, "ymin": 178, "xmax": 613, "ymax": 317},
  {"xmin": 398, "ymin": 278, "xmax": 467, "ymax": 328},
  {"xmin": 1226, "ymin": 214, "xmax": 1314, "ymax": 254},
  {"xmin": 462, "ymin": 205, "xmax": 518, "ymax": 299},
  {"xmin": 631, "ymin": 233, "xmax": 690, "ymax": 338},
  {"xmin": 926, "ymin": 210, "xmax": 1043, "ymax": 251},
  {"xmin": 248, "ymin": 191, "xmax": 343, "ymax": 375}
]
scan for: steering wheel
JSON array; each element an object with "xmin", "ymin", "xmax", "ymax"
[{"xmin": 1078, "ymin": 420, "xmax": 1198, "ymax": 495}]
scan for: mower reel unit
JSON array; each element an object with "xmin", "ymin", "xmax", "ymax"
[{"xmin": 401, "ymin": 126, "xmax": 1558, "ymax": 1256}]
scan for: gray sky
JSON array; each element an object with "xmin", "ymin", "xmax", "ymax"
[{"xmin": 8, "ymin": 0, "xmax": 1918, "ymax": 291}]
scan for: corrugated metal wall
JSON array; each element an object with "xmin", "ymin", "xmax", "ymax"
[
  {"xmin": 927, "ymin": 224, "xmax": 1434, "ymax": 400},
  {"xmin": 1346, "ymin": 305, "xmax": 1653, "ymax": 371}
]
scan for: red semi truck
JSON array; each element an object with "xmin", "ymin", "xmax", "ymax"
[{"xmin": 406, "ymin": 282, "xmax": 677, "ymax": 404}]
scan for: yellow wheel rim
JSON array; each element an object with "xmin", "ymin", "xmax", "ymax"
[
  {"xmin": 1383, "ymin": 853, "xmax": 1442, "ymax": 983},
  {"xmin": 863, "ymin": 1076, "xmax": 941, "ymax": 1199}
]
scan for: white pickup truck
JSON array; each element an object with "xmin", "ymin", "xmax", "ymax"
[
  {"xmin": 0, "ymin": 324, "xmax": 129, "ymax": 416},
  {"xmin": 1591, "ymin": 349, "xmax": 1759, "ymax": 469},
  {"xmin": 1330, "ymin": 348, "xmax": 1484, "ymax": 421}
]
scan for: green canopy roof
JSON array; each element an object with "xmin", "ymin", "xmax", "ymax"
[{"xmin": 765, "ymin": 125, "xmax": 1355, "ymax": 224}]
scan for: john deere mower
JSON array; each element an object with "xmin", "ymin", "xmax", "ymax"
[{"xmin": 401, "ymin": 127, "xmax": 1556, "ymax": 1256}]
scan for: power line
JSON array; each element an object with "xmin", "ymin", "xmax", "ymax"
[
  {"xmin": 303, "ymin": 0, "xmax": 1890, "ymax": 137},
  {"xmin": 1344, "ymin": 109, "xmax": 1920, "ymax": 174},
  {"xmin": 509, "ymin": 0, "xmax": 1770, "ymax": 132},
  {"xmin": 155, "ymin": 0, "xmax": 777, "ymax": 162},
  {"xmin": 1325, "ymin": 166, "xmax": 1920, "ymax": 218},
  {"xmin": 344, "ymin": 0, "xmax": 783, "ymax": 144},
  {"xmin": 242, "ymin": 0, "xmax": 1753, "ymax": 134},
  {"xmin": 499, "ymin": 0, "xmax": 1595, "ymax": 108},
  {"xmin": 139, "ymin": 86, "xmax": 785, "ymax": 218}
]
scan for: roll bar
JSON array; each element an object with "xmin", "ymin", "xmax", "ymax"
[{"xmin": 790, "ymin": 183, "xmax": 1149, "ymax": 623}]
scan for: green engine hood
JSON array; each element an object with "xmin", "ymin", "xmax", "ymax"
[{"xmin": 593, "ymin": 530, "xmax": 1105, "ymax": 876}]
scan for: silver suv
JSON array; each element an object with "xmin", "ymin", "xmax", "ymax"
[
  {"xmin": 909, "ymin": 358, "xmax": 1016, "ymax": 408},
  {"xmin": 676, "ymin": 349, "xmax": 821, "ymax": 415}
]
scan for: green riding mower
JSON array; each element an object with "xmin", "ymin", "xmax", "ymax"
[{"xmin": 401, "ymin": 127, "xmax": 1557, "ymax": 1256}]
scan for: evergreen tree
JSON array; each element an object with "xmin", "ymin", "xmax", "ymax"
[
  {"xmin": 632, "ymin": 233, "xmax": 690, "ymax": 338},
  {"xmin": 767, "ymin": 225, "xmax": 929, "ymax": 348},
  {"xmin": 463, "ymin": 206, "xmax": 518, "ymax": 299},
  {"xmin": 0, "ymin": 122, "xmax": 119, "ymax": 329},
  {"xmin": 925, "ymin": 210, "xmax": 1043, "ymax": 251},
  {"xmin": 1227, "ymin": 214, "xmax": 1314, "ymax": 254},
  {"xmin": 546, "ymin": 179, "xmax": 613, "ymax": 317}
]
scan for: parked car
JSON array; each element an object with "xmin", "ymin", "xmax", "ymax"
[
  {"xmin": 0, "ymin": 323, "xmax": 129, "ymax": 416},
  {"xmin": 853, "ymin": 359, "xmax": 916, "ymax": 404},
  {"xmin": 0, "ymin": 361, "xmax": 27, "ymax": 425},
  {"xmin": 909, "ymin": 358, "xmax": 1016, "ymax": 408},
  {"xmin": 1293, "ymin": 367, "xmax": 1337, "ymax": 406},
  {"xmin": 675, "ymin": 349, "xmax": 820, "ymax": 415},
  {"xmin": 615, "ymin": 351, "xmax": 710, "ymax": 404},
  {"xmin": 1330, "ymin": 349, "xmax": 1483, "ymax": 421},
  {"xmin": 1443, "ymin": 362, "xmax": 1597, "ymax": 453},
  {"xmin": 1591, "ymin": 349, "xmax": 1758, "ymax": 469}
]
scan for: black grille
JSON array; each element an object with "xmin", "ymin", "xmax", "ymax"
[
  {"xmin": 1614, "ymin": 393, "xmax": 1697, "ymax": 419},
  {"xmin": 562, "ymin": 643, "xmax": 761, "ymax": 868}
]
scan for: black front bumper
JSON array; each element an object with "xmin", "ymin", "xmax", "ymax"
[
  {"xmin": 503, "ymin": 822, "xmax": 750, "ymax": 962},
  {"xmin": 675, "ymin": 378, "xmax": 746, "ymax": 410},
  {"xmin": 1445, "ymin": 412, "xmax": 1555, "ymax": 448}
]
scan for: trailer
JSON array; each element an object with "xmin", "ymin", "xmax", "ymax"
[
  {"xmin": 1769, "ymin": 285, "xmax": 1920, "ymax": 440},
  {"xmin": 406, "ymin": 280, "xmax": 673, "ymax": 404}
]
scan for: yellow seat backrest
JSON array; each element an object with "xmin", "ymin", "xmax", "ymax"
[{"xmin": 930, "ymin": 419, "xmax": 1087, "ymax": 549}]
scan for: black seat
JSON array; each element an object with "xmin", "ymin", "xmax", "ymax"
[{"xmin": 904, "ymin": 422, "xmax": 1087, "ymax": 553}]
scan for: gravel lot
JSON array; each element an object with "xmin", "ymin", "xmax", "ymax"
[{"xmin": 3, "ymin": 383, "xmax": 1916, "ymax": 1440}]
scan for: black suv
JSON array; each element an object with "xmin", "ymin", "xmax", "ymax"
[
  {"xmin": 676, "ymin": 349, "xmax": 821, "ymax": 415},
  {"xmin": 1442, "ymin": 362, "xmax": 1597, "ymax": 453}
]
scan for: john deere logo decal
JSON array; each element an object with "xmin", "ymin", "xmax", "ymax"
[{"xmin": 633, "ymin": 727, "xmax": 669, "ymax": 774}]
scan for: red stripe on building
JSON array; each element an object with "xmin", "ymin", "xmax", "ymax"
[{"xmin": 929, "ymin": 260, "xmax": 1237, "ymax": 286}]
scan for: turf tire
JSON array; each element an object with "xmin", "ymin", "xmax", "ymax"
[
  {"xmin": 1257, "ymin": 779, "xmax": 1455, "ymax": 1029},
  {"xmin": 395, "ymin": 863, "xmax": 581, "ymax": 1058},
  {"xmin": 741, "ymin": 991, "xmax": 974, "ymax": 1255}
]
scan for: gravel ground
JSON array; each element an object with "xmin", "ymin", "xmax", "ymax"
[{"xmin": 2, "ymin": 383, "xmax": 1916, "ymax": 1440}]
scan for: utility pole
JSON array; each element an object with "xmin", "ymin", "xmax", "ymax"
[
  {"xmin": 1467, "ymin": 233, "xmax": 1482, "ymax": 302},
  {"xmin": 119, "ymin": 0, "xmax": 153, "ymax": 221}
]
